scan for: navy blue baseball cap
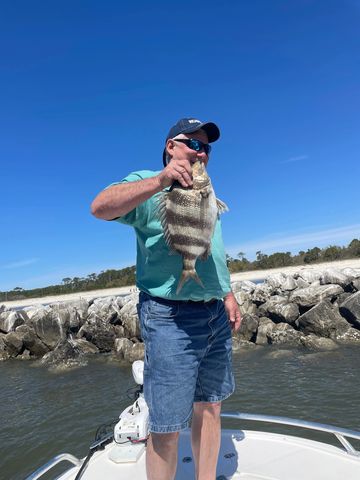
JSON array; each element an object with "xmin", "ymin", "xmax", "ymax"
[{"xmin": 162, "ymin": 117, "xmax": 220, "ymax": 166}]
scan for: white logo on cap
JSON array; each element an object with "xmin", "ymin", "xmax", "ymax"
[{"xmin": 188, "ymin": 119, "xmax": 201, "ymax": 124}]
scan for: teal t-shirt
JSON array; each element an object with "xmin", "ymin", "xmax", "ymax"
[{"xmin": 108, "ymin": 170, "xmax": 231, "ymax": 301}]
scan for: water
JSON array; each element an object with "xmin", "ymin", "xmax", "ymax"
[{"xmin": 1, "ymin": 346, "xmax": 360, "ymax": 480}]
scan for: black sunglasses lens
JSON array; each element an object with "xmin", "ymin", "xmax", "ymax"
[
  {"xmin": 188, "ymin": 139, "xmax": 211, "ymax": 154},
  {"xmin": 189, "ymin": 139, "xmax": 201, "ymax": 151}
]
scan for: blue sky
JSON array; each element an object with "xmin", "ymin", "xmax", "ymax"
[{"xmin": 1, "ymin": 0, "xmax": 360, "ymax": 291}]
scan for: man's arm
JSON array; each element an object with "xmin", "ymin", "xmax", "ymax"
[
  {"xmin": 91, "ymin": 176, "xmax": 163, "ymax": 220},
  {"xmin": 91, "ymin": 156, "xmax": 194, "ymax": 221}
]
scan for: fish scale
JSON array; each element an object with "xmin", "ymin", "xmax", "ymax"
[{"xmin": 157, "ymin": 161, "xmax": 228, "ymax": 294}]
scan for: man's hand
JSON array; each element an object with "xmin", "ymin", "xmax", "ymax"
[
  {"xmin": 157, "ymin": 158, "xmax": 194, "ymax": 189},
  {"xmin": 157, "ymin": 138, "xmax": 200, "ymax": 189},
  {"xmin": 223, "ymin": 292, "xmax": 241, "ymax": 332}
]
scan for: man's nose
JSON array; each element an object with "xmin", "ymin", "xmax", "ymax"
[{"xmin": 196, "ymin": 151, "xmax": 208, "ymax": 161}]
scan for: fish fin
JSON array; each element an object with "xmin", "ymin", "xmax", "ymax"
[
  {"xmin": 156, "ymin": 192, "xmax": 178, "ymax": 253},
  {"xmin": 176, "ymin": 270, "xmax": 205, "ymax": 294},
  {"xmin": 163, "ymin": 226, "xmax": 178, "ymax": 253},
  {"xmin": 154, "ymin": 191, "xmax": 165, "ymax": 222},
  {"xmin": 200, "ymin": 189, "xmax": 210, "ymax": 199},
  {"xmin": 216, "ymin": 198, "xmax": 229, "ymax": 214},
  {"xmin": 200, "ymin": 246, "xmax": 212, "ymax": 261}
]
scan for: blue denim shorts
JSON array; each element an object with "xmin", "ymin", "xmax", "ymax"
[{"xmin": 137, "ymin": 291, "xmax": 235, "ymax": 433}]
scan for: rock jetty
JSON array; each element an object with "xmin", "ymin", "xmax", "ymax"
[
  {"xmin": 232, "ymin": 266, "xmax": 360, "ymax": 351},
  {"xmin": 1, "ymin": 266, "xmax": 360, "ymax": 368}
]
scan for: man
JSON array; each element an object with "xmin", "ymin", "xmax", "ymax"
[{"xmin": 91, "ymin": 118, "xmax": 241, "ymax": 480}]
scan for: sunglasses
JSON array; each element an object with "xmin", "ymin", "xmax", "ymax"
[{"xmin": 173, "ymin": 138, "xmax": 212, "ymax": 155}]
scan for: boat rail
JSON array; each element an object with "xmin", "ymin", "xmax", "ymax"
[
  {"xmin": 221, "ymin": 412, "xmax": 360, "ymax": 456},
  {"xmin": 25, "ymin": 453, "xmax": 82, "ymax": 480},
  {"xmin": 24, "ymin": 412, "xmax": 360, "ymax": 479}
]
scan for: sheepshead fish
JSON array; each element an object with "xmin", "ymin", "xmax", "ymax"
[{"xmin": 158, "ymin": 160, "xmax": 228, "ymax": 294}]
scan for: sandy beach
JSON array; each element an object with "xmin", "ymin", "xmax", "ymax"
[{"xmin": 3, "ymin": 258, "xmax": 360, "ymax": 310}]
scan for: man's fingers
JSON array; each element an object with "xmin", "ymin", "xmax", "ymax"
[
  {"xmin": 229, "ymin": 311, "xmax": 241, "ymax": 331},
  {"xmin": 235, "ymin": 312, "xmax": 242, "ymax": 331},
  {"xmin": 230, "ymin": 321, "xmax": 238, "ymax": 331},
  {"xmin": 178, "ymin": 172, "xmax": 193, "ymax": 187},
  {"xmin": 174, "ymin": 165, "xmax": 193, "ymax": 187}
]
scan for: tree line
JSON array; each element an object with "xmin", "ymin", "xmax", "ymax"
[
  {"xmin": 1, "ymin": 239, "xmax": 360, "ymax": 302},
  {"xmin": 0, "ymin": 266, "xmax": 136, "ymax": 302},
  {"xmin": 226, "ymin": 238, "xmax": 360, "ymax": 273}
]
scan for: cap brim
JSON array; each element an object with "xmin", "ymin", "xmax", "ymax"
[{"xmin": 180, "ymin": 121, "xmax": 220, "ymax": 143}]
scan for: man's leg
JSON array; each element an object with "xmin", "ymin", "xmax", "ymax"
[
  {"xmin": 191, "ymin": 401, "xmax": 222, "ymax": 480},
  {"xmin": 146, "ymin": 431, "xmax": 180, "ymax": 480}
]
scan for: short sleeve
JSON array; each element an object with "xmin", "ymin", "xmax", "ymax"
[{"xmin": 105, "ymin": 171, "xmax": 156, "ymax": 228}]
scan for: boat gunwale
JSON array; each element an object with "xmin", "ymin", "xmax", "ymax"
[
  {"xmin": 24, "ymin": 454, "xmax": 82, "ymax": 480},
  {"xmin": 221, "ymin": 411, "xmax": 360, "ymax": 455}
]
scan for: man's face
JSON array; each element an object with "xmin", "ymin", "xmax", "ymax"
[{"xmin": 167, "ymin": 129, "xmax": 210, "ymax": 167}]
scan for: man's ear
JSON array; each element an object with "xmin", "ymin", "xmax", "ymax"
[{"xmin": 165, "ymin": 139, "xmax": 175, "ymax": 159}]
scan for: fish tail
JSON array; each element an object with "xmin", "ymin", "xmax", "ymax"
[{"xmin": 176, "ymin": 269, "xmax": 204, "ymax": 294}]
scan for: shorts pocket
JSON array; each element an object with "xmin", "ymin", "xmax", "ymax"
[{"xmin": 147, "ymin": 299, "xmax": 180, "ymax": 319}]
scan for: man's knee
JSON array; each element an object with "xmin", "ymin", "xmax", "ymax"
[
  {"xmin": 150, "ymin": 431, "xmax": 180, "ymax": 451},
  {"xmin": 193, "ymin": 401, "xmax": 222, "ymax": 417}
]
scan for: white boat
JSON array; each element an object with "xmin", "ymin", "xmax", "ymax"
[{"xmin": 25, "ymin": 362, "xmax": 360, "ymax": 480}]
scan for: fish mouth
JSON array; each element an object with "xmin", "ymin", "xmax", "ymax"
[
  {"xmin": 190, "ymin": 159, "xmax": 203, "ymax": 169},
  {"xmin": 192, "ymin": 159, "xmax": 206, "ymax": 175},
  {"xmin": 191, "ymin": 161, "xmax": 210, "ymax": 189}
]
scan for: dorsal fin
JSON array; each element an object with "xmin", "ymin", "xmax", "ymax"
[{"xmin": 216, "ymin": 198, "xmax": 229, "ymax": 214}]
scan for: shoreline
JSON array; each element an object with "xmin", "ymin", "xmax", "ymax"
[{"xmin": 3, "ymin": 258, "xmax": 360, "ymax": 310}]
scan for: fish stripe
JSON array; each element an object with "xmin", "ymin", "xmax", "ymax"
[
  {"xmin": 165, "ymin": 208, "xmax": 213, "ymax": 230},
  {"xmin": 173, "ymin": 243, "xmax": 205, "ymax": 255},
  {"xmin": 182, "ymin": 253, "xmax": 198, "ymax": 262},
  {"xmin": 169, "ymin": 227, "xmax": 213, "ymax": 242},
  {"xmin": 171, "ymin": 234, "xmax": 209, "ymax": 248}
]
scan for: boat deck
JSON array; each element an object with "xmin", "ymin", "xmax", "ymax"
[{"xmin": 53, "ymin": 428, "xmax": 360, "ymax": 480}]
